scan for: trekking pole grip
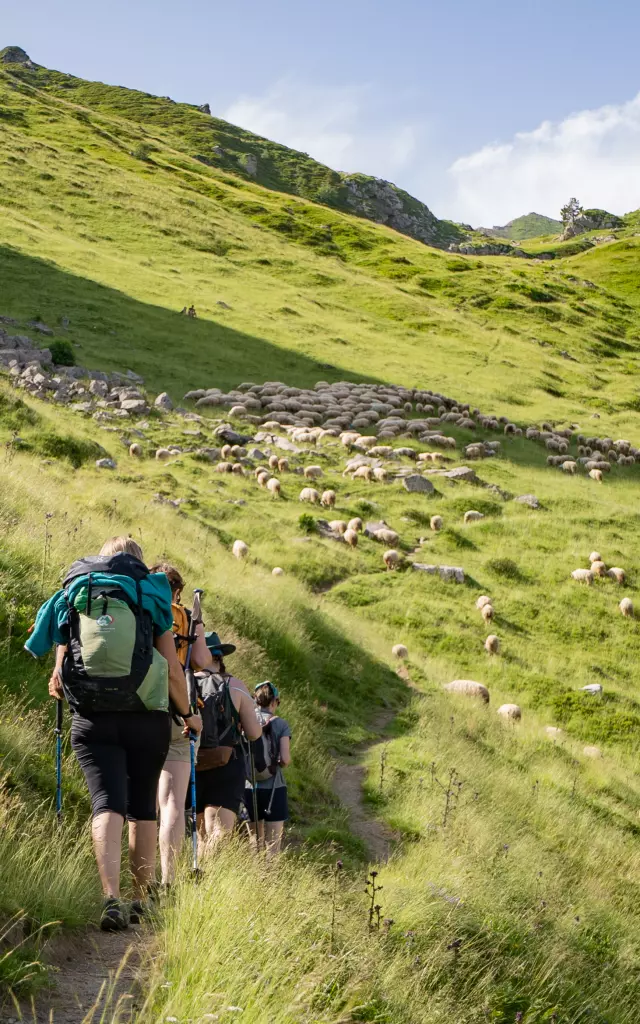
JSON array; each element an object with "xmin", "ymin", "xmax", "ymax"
[{"xmin": 56, "ymin": 697, "xmax": 63, "ymax": 733}]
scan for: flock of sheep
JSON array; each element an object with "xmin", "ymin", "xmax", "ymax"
[{"xmin": 571, "ymin": 551, "xmax": 632, "ymax": 617}]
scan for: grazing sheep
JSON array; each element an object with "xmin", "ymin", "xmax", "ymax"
[
  {"xmin": 266, "ymin": 477, "xmax": 281, "ymax": 498},
  {"xmin": 155, "ymin": 448, "xmax": 171, "ymax": 461},
  {"xmin": 498, "ymin": 704, "xmax": 522, "ymax": 721},
  {"xmin": 328, "ymin": 520, "xmax": 348, "ymax": 535},
  {"xmin": 591, "ymin": 560, "xmax": 607, "ymax": 577},
  {"xmin": 232, "ymin": 540, "xmax": 248, "ymax": 559},
  {"xmin": 372, "ymin": 467, "xmax": 389, "ymax": 483},
  {"xmin": 620, "ymin": 598, "xmax": 634, "ymax": 617},
  {"xmin": 589, "ymin": 551, "xmax": 601, "ymax": 564},
  {"xmin": 484, "ymin": 635, "xmax": 500, "ymax": 655},
  {"xmin": 304, "ymin": 465, "xmax": 323, "ymax": 479},
  {"xmin": 583, "ymin": 745, "xmax": 603, "ymax": 759},
  {"xmin": 272, "ymin": 567, "xmax": 284, "ymax": 577},
  {"xmin": 476, "ymin": 595, "xmax": 492, "ymax": 610},
  {"xmin": 231, "ymin": 463, "xmax": 245, "ymax": 476},
  {"xmin": 221, "ymin": 444, "xmax": 232, "ymax": 460},
  {"xmin": 257, "ymin": 471, "xmax": 270, "ymax": 487},
  {"xmin": 268, "ymin": 455, "xmax": 279, "ymax": 470},
  {"xmin": 444, "ymin": 679, "xmax": 490, "ymax": 703},
  {"xmin": 278, "ymin": 457, "xmax": 290, "ymax": 472},
  {"xmin": 321, "ymin": 489, "xmax": 336, "ymax": 508},
  {"xmin": 589, "ymin": 469, "xmax": 603, "ymax": 482},
  {"xmin": 571, "ymin": 569, "xmax": 594, "ymax": 585},
  {"xmin": 347, "ymin": 517, "xmax": 363, "ymax": 533},
  {"xmin": 255, "ymin": 466, "xmax": 267, "ymax": 479},
  {"xmin": 129, "ymin": 443, "xmax": 143, "ymax": 457},
  {"xmin": 344, "ymin": 528, "xmax": 358, "ymax": 548},
  {"xmin": 216, "ymin": 461, "xmax": 233, "ymax": 473},
  {"xmin": 607, "ymin": 567, "xmax": 626, "ymax": 584},
  {"xmin": 464, "ymin": 510, "xmax": 484, "ymax": 524},
  {"xmin": 481, "ymin": 604, "xmax": 494, "ymax": 623},
  {"xmin": 561, "ymin": 461, "xmax": 577, "ymax": 474},
  {"xmin": 383, "ymin": 549, "xmax": 401, "ymax": 570},
  {"xmin": 352, "ymin": 465, "xmax": 374, "ymax": 482},
  {"xmin": 392, "ymin": 643, "xmax": 408, "ymax": 659},
  {"xmin": 376, "ymin": 528, "xmax": 400, "ymax": 545},
  {"xmin": 430, "ymin": 515, "xmax": 443, "ymax": 532},
  {"xmin": 299, "ymin": 487, "xmax": 320, "ymax": 504}
]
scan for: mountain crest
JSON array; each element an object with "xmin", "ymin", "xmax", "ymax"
[{"xmin": 0, "ymin": 45, "xmax": 33, "ymax": 65}]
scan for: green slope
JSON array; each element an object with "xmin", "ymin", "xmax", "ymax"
[{"xmin": 481, "ymin": 211, "xmax": 563, "ymax": 240}]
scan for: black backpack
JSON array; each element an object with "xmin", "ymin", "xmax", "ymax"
[
  {"xmin": 61, "ymin": 553, "xmax": 155, "ymax": 714},
  {"xmin": 248, "ymin": 711, "xmax": 280, "ymax": 781},
  {"xmin": 195, "ymin": 671, "xmax": 241, "ymax": 771}
]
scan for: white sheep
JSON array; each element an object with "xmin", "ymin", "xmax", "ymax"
[
  {"xmin": 231, "ymin": 463, "xmax": 245, "ymax": 476},
  {"xmin": 155, "ymin": 448, "xmax": 171, "ymax": 461},
  {"xmin": 268, "ymin": 455, "xmax": 279, "ymax": 470},
  {"xmin": 304, "ymin": 465, "xmax": 323, "ymax": 479},
  {"xmin": 299, "ymin": 487, "xmax": 320, "ymax": 504},
  {"xmin": 607, "ymin": 567, "xmax": 626, "ymax": 584},
  {"xmin": 591, "ymin": 560, "xmax": 607, "ymax": 577},
  {"xmin": 348, "ymin": 518, "xmax": 363, "ymax": 533},
  {"xmin": 352, "ymin": 465, "xmax": 373, "ymax": 482},
  {"xmin": 481, "ymin": 604, "xmax": 494, "ymax": 623},
  {"xmin": 216, "ymin": 461, "xmax": 233, "ymax": 473},
  {"xmin": 383, "ymin": 549, "xmax": 400, "ymax": 570},
  {"xmin": 272, "ymin": 567, "xmax": 284, "ymax": 577},
  {"xmin": 321, "ymin": 489, "xmax": 336, "ymax": 508},
  {"xmin": 571, "ymin": 569, "xmax": 594, "ymax": 585},
  {"xmin": 257, "ymin": 471, "xmax": 270, "ymax": 487},
  {"xmin": 392, "ymin": 643, "xmax": 408, "ymax": 659},
  {"xmin": 372, "ymin": 467, "xmax": 388, "ymax": 483},
  {"xmin": 328, "ymin": 520, "xmax": 348, "ymax": 535},
  {"xmin": 589, "ymin": 551, "xmax": 602, "ymax": 564},
  {"xmin": 444, "ymin": 679, "xmax": 490, "ymax": 703},
  {"xmin": 344, "ymin": 528, "xmax": 358, "ymax": 548},
  {"xmin": 376, "ymin": 528, "xmax": 399, "ymax": 546},
  {"xmin": 232, "ymin": 540, "xmax": 248, "ymax": 559},
  {"xmin": 476, "ymin": 595, "xmax": 492, "ymax": 610},
  {"xmin": 221, "ymin": 444, "xmax": 232, "ymax": 460},
  {"xmin": 620, "ymin": 598, "xmax": 634, "ymax": 617},
  {"xmin": 484, "ymin": 635, "xmax": 500, "ymax": 655},
  {"xmin": 278, "ymin": 457, "xmax": 290, "ymax": 472},
  {"xmin": 589, "ymin": 469, "xmax": 603, "ymax": 482},
  {"xmin": 430, "ymin": 515, "xmax": 443, "ymax": 532},
  {"xmin": 129, "ymin": 443, "xmax": 143, "ymax": 457},
  {"xmin": 497, "ymin": 704, "xmax": 522, "ymax": 721},
  {"xmin": 464, "ymin": 510, "xmax": 484, "ymax": 524},
  {"xmin": 561, "ymin": 461, "xmax": 577, "ymax": 474},
  {"xmin": 267, "ymin": 477, "xmax": 281, "ymax": 498}
]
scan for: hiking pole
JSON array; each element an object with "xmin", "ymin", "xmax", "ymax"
[
  {"xmin": 249, "ymin": 745, "xmax": 261, "ymax": 854},
  {"xmin": 185, "ymin": 588, "xmax": 204, "ymax": 878},
  {"xmin": 55, "ymin": 696, "xmax": 63, "ymax": 824}
]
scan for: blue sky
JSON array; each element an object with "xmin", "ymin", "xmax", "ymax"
[{"xmin": 4, "ymin": 0, "xmax": 640, "ymax": 224}]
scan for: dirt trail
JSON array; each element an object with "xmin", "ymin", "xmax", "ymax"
[
  {"xmin": 332, "ymin": 708, "xmax": 398, "ymax": 863},
  {"xmin": 17, "ymin": 927, "xmax": 143, "ymax": 1024}
]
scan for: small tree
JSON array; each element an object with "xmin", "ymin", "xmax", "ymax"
[{"xmin": 561, "ymin": 197, "xmax": 583, "ymax": 225}]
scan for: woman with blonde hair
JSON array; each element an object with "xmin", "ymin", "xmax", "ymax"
[{"xmin": 28, "ymin": 536, "xmax": 201, "ymax": 931}]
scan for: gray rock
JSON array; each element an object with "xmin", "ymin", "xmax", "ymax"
[
  {"xmin": 154, "ymin": 391, "xmax": 173, "ymax": 411},
  {"xmin": 198, "ymin": 103, "xmax": 211, "ymax": 114},
  {"xmin": 247, "ymin": 447, "xmax": 266, "ymax": 460},
  {"xmin": 412, "ymin": 563, "xmax": 465, "ymax": 583},
  {"xmin": 443, "ymin": 466, "xmax": 478, "ymax": 483},
  {"xmin": 89, "ymin": 379, "xmax": 108, "ymax": 397},
  {"xmin": 515, "ymin": 494, "xmax": 540, "ymax": 509},
  {"xmin": 71, "ymin": 402, "xmax": 93, "ymax": 413},
  {"xmin": 581, "ymin": 684, "xmax": 603, "ymax": 696},
  {"xmin": 26, "ymin": 320, "xmax": 54, "ymax": 336},
  {"xmin": 403, "ymin": 474, "xmax": 434, "ymax": 494},
  {"xmin": 95, "ymin": 458, "xmax": 116, "ymax": 469},
  {"xmin": 121, "ymin": 399, "xmax": 148, "ymax": 413},
  {"xmin": 217, "ymin": 301, "xmax": 231, "ymax": 309},
  {"xmin": 244, "ymin": 153, "xmax": 258, "ymax": 176}
]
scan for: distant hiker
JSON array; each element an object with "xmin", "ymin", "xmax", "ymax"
[
  {"xmin": 187, "ymin": 304, "xmax": 197, "ymax": 318},
  {"xmin": 193, "ymin": 633, "xmax": 261, "ymax": 847},
  {"xmin": 28, "ymin": 536, "xmax": 201, "ymax": 932},
  {"xmin": 149, "ymin": 561, "xmax": 212, "ymax": 885},
  {"xmin": 245, "ymin": 681, "xmax": 291, "ymax": 858},
  {"xmin": 180, "ymin": 306, "xmax": 187, "ymax": 315}
]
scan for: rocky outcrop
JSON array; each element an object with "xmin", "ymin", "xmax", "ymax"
[
  {"xmin": 448, "ymin": 241, "xmax": 554, "ymax": 260},
  {"xmin": 341, "ymin": 175, "xmax": 463, "ymax": 248},
  {"xmin": 0, "ymin": 46, "xmax": 37, "ymax": 66},
  {"xmin": 561, "ymin": 209, "xmax": 623, "ymax": 241}
]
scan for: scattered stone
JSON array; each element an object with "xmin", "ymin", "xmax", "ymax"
[
  {"xmin": 443, "ymin": 466, "xmax": 478, "ymax": 483},
  {"xmin": 154, "ymin": 392, "xmax": 173, "ymax": 411},
  {"xmin": 403, "ymin": 474, "xmax": 434, "ymax": 494},
  {"xmin": 120, "ymin": 399, "xmax": 147, "ymax": 413},
  {"xmin": 217, "ymin": 301, "xmax": 231, "ymax": 309},
  {"xmin": 581, "ymin": 683, "xmax": 603, "ymax": 696},
  {"xmin": 95, "ymin": 458, "xmax": 116, "ymax": 469},
  {"xmin": 515, "ymin": 494, "xmax": 540, "ymax": 509},
  {"xmin": 412, "ymin": 563, "xmax": 465, "ymax": 583},
  {"xmin": 214, "ymin": 427, "xmax": 253, "ymax": 444},
  {"xmin": 247, "ymin": 448, "xmax": 266, "ymax": 460},
  {"xmin": 26, "ymin": 320, "xmax": 54, "ymax": 336},
  {"xmin": 198, "ymin": 103, "xmax": 211, "ymax": 114}
]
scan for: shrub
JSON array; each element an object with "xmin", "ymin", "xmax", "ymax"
[
  {"xmin": 298, "ymin": 512, "xmax": 316, "ymax": 534},
  {"xmin": 131, "ymin": 142, "xmax": 152, "ymax": 161},
  {"xmin": 485, "ymin": 557, "xmax": 530, "ymax": 583},
  {"xmin": 34, "ymin": 433, "xmax": 105, "ymax": 468},
  {"xmin": 0, "ymin": 392, "xmax": 39, "ymax": 429},
  {"xmin": 48, "ymin": 339, "xmax": 75, "ymax": 366}
]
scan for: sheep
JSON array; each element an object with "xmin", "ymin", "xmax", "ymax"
[
  {"xmin": 231, "ymin": 463, "xmax": 245, "ymax": 475},
  {"xmin": 607, "ymin": 567, "xmax": 626, "ymax": 584},
  {"xmin": 383, "ymin": 549, "xmax": 401, "ymax": 570},
  {"xmin": 464, "ymin": 510, "xmax": 484, "ymax": 524},
  {"xmin": 347, "ymin": 517, "xmax": 363, "ymax": 533},
  {"xmin": 155, "ymin": 448, "xmax": 171, "ymax": 461},
  {"xmin": 392, "ymin": 643, "xmax": 408, "ymax": 659},
  {"xmin": 620, "ymin": 598, "xmax": 634, "ymax": 617},
  {"xmin": 304, "ymin": 465, "xmax": 323, "ymax": 479},
  {"xmin": 272, "ymin": 567, "xmax": 284, "ymax": 577},
  {"xmin": 266, "ymin": 477, "xmax": 281, "ymax": 498},
  {"xmin": 561, "ymin": 461, "xmax": 577, "ymax": 474},
  {"xmin": 221, "ymin": 444, "xmax": 232, "ymax": 460},
  {"xmin": 484, "ymin": 635, "xmax": 500, "ymax": 655},
  {"xmin": 589, "ymin": 469, "xmax": 603, "ymax": 482},
  {"xmin": 352, "ymin": 465, "xmax": 374, "ymax": 482},
  {"xmin": 591, "ymin": 560, "xmax": 607, "ymax": 577},
  {"xmin": 328, "ymin": 520, "xmax": 348, "ymax": 535},
  {"xmin": 299, "ymin": 487, "xmax": 320, "ymax": 504},
  {"xmin": 129, "ymin": 443, "xmax": 143, "ymax": 457},
  {"xmin": 257, "ymin": 471, "xmax": 270, "ymax": 487},
  {"xmin": 344, "ymin": 528, "xmax": 358, "ymax": 548},
  {"xmin": 589, "ymin": 551, "xmax": 602, "ymax": 564},
  {"xmin": 372, "ymin": 467, "xmax": 389, "ymax": 483},
  {"xmin": 430, "ymin": 515, "xmax": 443, "ymax": 532},
  {"xmin": 571, "ymin": 569, "xmax": 594, "ymax": 585},
  {"xmin": 278, "ymin": 457, "xmax": 290, "ymax": 472},
  {"xmin": 481, "ymin": 604, "xmax": 494, "ymax": 623},
  {"xmin": 255, "ymin": 466, "xmax": 267, "ymax": 479},
  {"xmin": 375, "ymin": 528, "xmax": 400, "ymax": 546},
  {"xmin": 321, "ymin": 489, "xmax": 336, "ymax": 508},
  {"xmin": 476, "ymin": 595, "xmax": 492, "ymax": 610},
  {"xmin": 497, "ymin": 704, "xmax": 522, "ymax": 721},
  {"xmin": 232, "ymin": 540, "xmax": 248, "ymax": 559},
  {"xmin": 268, "ymin": 455, "xmax": 279, "ymax": 470},
  {"xmin": 444, "ymin": 679, "xmax": 490, "ymax": 703},
  {"xmin": 216, "ymin": 461, "xmax": 233, "ymax": 473}
]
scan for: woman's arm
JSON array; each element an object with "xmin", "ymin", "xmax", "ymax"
[
  {"xmin": 279, "ymin": 736, "xmax": 291, "ymax": 767},
  {"xmin": 155, "ymin": 630, "xmax": 202, "ymax": 735},
  {"xmin": 229, "ymin": 678, "xmax": 262, "ymax": 741},
  {"xmin": 48, "ymin": 644, "xmax": 66, "ymax": 699}
]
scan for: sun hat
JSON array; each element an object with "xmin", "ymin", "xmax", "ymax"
[{"xmin": 204, "ymin": 631, "xmax": 237, "ymax": 656}]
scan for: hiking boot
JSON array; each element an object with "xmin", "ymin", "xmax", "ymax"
[
  {"xmin": 129, "ymin": 899, "xmax": 145, "ymax": 925},
  {"xmin": 100, "ymin": 897, "xmax": 128, "ymax": 932}
]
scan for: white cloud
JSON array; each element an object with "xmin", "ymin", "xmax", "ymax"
[
  {"xmin": 447, "ymin": 94, "xmax": 640, "ymax": 226},
  {"xmin": 223, "ymin": 79, "xmax": 419, "ymax": 179}
]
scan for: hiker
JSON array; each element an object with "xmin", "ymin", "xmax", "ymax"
[
  {"xmin": 245, "ymin": 681, "xmax": 291, "ymax": 859},
  {"xmin": 187, "ymin": 304, "xmax": 196, "ymax": 318},
  {"xmin": 148, "ymin": 561, "xmax": 212, "ymax": 885},
  {"xmin": 28, "ymin": 536, "xmax": 201, "ymax": 932},
  {"xmin": 194, "ymin": 634, "xmax": 261, "ymax": 847},
  {"xmin": 179, "ymin": 306, "xmax": 187, "ymax": 315}
]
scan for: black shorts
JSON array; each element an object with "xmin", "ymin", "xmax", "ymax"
[
  {"xmin": 195, "ymin": 752, "xmax": 246, "ymax": 815},
  {"xmin": 244, "ymin": 784, "xmax": 289, "ymax": 822},
  {"xmin": 71, "ymin": 710, "xmax": 170, "ymax": 821}
]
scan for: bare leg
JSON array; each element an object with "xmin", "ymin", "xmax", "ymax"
[
  {"xmin": 264, "ymin": 820, "xmax": 284, "ymax": 859},
  {"xmin": 246, "ymin": 820, "xmax": 265, "ymax": 853},
  {"xmin": 158, "ymin": 761, "xmax": 191, "ymax": 884},
  {"xmin": 202, "ymin": 806, "xmax": 236, "ymax": 852},
  {"xmin": 92, "ymin": 811, "xmax": 124, "ymax": 896},
  {"xmin": 128, "ymin": 821, "xmax": 158, "ymax": 898}
]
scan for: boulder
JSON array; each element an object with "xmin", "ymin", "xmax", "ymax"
[
  {"xmin": 95, "ymin": 458, "xmax": 116, "ymax": 469},
  {"xmin": 443, "ymin": 466, "xmax": 478, "ymax": 483},
  {"xmin": 581, "ymin": 683, "xmax": 603, "ymax": 696},
  {"xmin": 444, "ymin": 680, "xmax": 490, "ymax": 703},
  {"xmin": 154, "ymin": 392, "xmax": 173, "ymax": 411},
  {"xmin": 515, "ymin": 494, "xmax": 540, "ymax": 509},
  {"xmin": 120, "ymin": 399, "xmax": 147, "ymax": 413},
  {"xmin": 403, "ymin": 474, "xmax": 434, "ymax": 494},
  {"xmin": 412, "ymin": 563, "xmax": 464, "ymax": 583}
]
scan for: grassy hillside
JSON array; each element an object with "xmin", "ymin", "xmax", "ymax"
[
  {"xmin": 2, "ymin": 49, "xmax": 640, "ymax": 1024},
  {"xmin": 481, "ymin": 211, "xmax": 563, "ymax": 240}
]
